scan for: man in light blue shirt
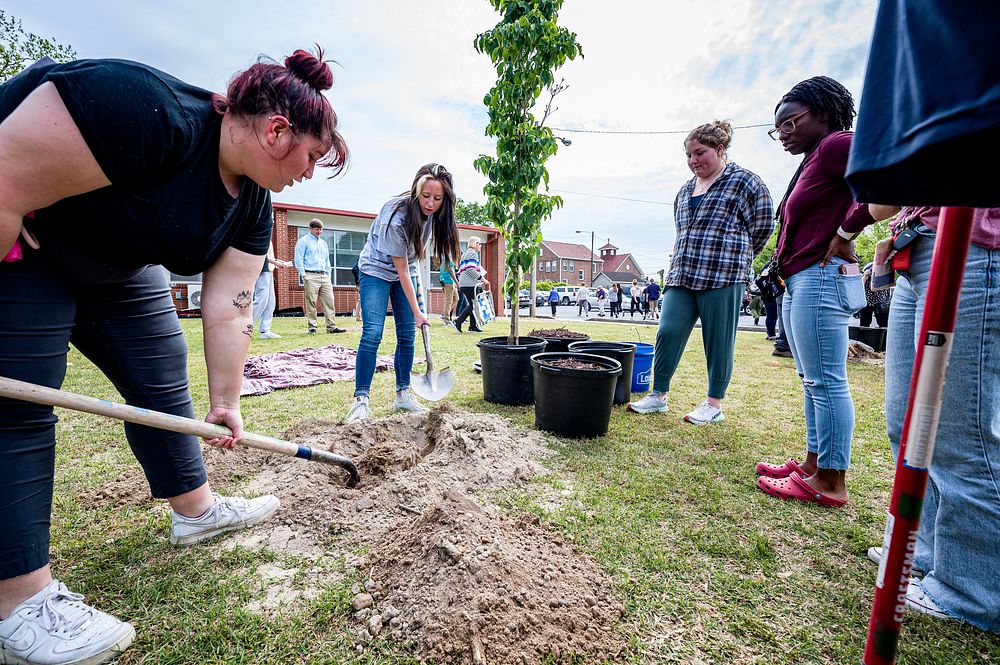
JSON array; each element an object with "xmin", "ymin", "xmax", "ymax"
[{"xmin": 293, "ymin": 219, "xmax": 345, "ymax": 334}]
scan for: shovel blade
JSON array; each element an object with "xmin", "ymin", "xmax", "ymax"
[{"xmin": 409, "ymin": 367, "xmax": 454, "ymax": 401}]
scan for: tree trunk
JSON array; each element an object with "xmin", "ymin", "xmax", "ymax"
[
  {"xmin": 508, "ymin": 199, "xmax": 522, "ymax": 346},
  {"xmin": 529, "ymin": 255, "xmax": 537, "ymax": 318}
]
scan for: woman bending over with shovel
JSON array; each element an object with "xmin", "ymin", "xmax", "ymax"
[
  {"xmin": 347, "ymin": 164, "xmax": 461, "ymax": 422},
  {"xmin": 0, "ymin": 49, "xmax": 347, "ymax": 664}
]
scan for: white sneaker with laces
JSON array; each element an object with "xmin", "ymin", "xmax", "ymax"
[
  {"xmin": 684, "ymin": 400, "xmax": 724, "ymax": 425},
  {"xmin": 0, "ymin": 580, "xmax": 135, "ymax": 665},
  {"xmin": 170, "ymin": 493, "xmax": 279, "ymax": 546},
  {"xmin": 393, "ymin": 389, "xmax": 428, "ymax": 414},
  {"xmin": 906, "ymin": 578, "xmax": 952, "ymax": 621},
  {"xmin": 346, "ymin": 396, "xmax": 371, "ymax": 423},
  {"xmin": 627, "ymin": 392, "xmax": 668, "ymax": 414},
  {"xmin": 258, "ymin": 331, "xmax": 282, "ymax": 339},
  {"xmin": 866, "ymin": 546, "xmax": 927, "ymax": 577}
]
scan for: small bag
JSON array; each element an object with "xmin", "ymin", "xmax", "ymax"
[
  {"xmin": 755, "ymin": 259, "xmax": 785, "ymax": 300},
  {"xmin": 473, "ymin": 289, "xmax": 495, "ymax": 328}
]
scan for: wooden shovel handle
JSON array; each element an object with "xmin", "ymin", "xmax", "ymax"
[{"xmin": 0, "ymin": 376, "xmax": 359, "ymax": 487}]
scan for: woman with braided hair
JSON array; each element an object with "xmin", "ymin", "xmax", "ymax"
[
  {"xmin": 0, "ymin": 48, "xmax": 347, "ymax": 663},
  {"xmin": 756, "ymin": 76, "xmax": 875, "ymax": 507}
]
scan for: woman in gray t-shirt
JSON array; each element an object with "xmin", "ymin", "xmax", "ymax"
[{"xmin": 347, "ymin": 164, "xmax": 460, "ymax": 422}]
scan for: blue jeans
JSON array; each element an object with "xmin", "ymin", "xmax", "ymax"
[
  {"xmin": 885, "ymin": 228, "xmax": 1000, "ymax": 632},
  {"xmin": 783, "ymin": 257, "xmax": 866, "ymax": 470},
  {"xmin": 355, "ymin": 272, "xmax": 416, "ymax": 397},
  {"xmin": 764, "ymin": 299, "xmax": 778, "ymax": 337}
]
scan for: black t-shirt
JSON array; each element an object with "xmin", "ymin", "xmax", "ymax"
[{"xmin": 0, "ymin": 59, "xmax": 272, "ymax": 279}]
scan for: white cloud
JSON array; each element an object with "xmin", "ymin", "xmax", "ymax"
[{"xmin": 7, "ymin": 0, "xmax": 878, "ymax": 270}]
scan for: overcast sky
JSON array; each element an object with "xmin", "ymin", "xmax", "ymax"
[{"xmin": 9, "ymin": 0, "xmax": 879, "ymax": 274}]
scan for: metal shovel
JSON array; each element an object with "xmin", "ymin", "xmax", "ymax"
[
  {"xmin": 0, "ymin": 376, "xmax": 360, "ymax": 487},
  {"xmin": 410, "ymin": 323, "xmax": 453, "ymax": 401}
]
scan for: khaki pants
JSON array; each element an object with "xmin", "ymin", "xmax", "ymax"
[
  {"xmin": 443, "ymin": 283, "xmax": 459, "ymax": 318},
  {"xmin": 303, "ymin": 272, "xmax": 337, "ymax": 331}
]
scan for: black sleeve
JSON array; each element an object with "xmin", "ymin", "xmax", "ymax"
[
  {"xmin": 230, "ymin": 185, "xmax": 274, "ymax": 257},
  {"xmin": 46, "ymin": 60, "xmax": 201, "ymax": 185}
]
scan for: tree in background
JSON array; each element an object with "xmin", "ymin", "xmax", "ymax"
[
  {"xmin": 474, "ymin": 0, "xmax": 582, "ymax": 344},
  {"xmin": 0, "ymin": 10, "xmax": 76, "ymax": 83},
  {"xmin": 455, "ymin": 198, "xmax": 489, "ymax": 228}
]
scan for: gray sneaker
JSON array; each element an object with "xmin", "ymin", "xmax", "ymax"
[
  {"xmin": 259, "ymin": 331, "xmax": 282, "ymax": 339},
  {"xmin": 627, "ymin": 392, "xmax": 669, "ymax": 414},
  {"xmin": 393, "ymin": 389, "xmax": 428, "ymax": 414},
  {"xmin": 684, "ymin": 400, "xmax": 725, "ymax": 425},
  {"xmin": 170, "ymin": 493, "xmax": 279, "ymax": 546},
  {"xmin": 346, "ymin": 396, "xmax": 370, "ymax": 423},
  {"xmin": 0, "ymin": 580, "xmax": 135, "ymax": 665}
]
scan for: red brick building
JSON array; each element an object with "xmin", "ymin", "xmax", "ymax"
[
  {"xmin": 169, "ymin": 202, "xmax": 504, "ymax": 316},
  {"xmin": 536, "ymin": 240, "xmax": 603, "ymax": 286}
]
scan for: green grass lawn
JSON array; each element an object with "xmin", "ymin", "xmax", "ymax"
[{"xmin": 48, "ymin": 316, "xmax": 999, "ymax": 664}]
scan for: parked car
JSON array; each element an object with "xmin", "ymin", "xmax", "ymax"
[
  {"xmin": 552, "ymin": 286, "xmax": 576, "ymax": 305},
  {"xmin": 505, "ymin": 289, "xmax": 532, "ymax": 310}
]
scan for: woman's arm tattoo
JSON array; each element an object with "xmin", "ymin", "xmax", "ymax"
[{"xmin": 232, "ymin": 290, "xmax": 252, "ymax": 309}]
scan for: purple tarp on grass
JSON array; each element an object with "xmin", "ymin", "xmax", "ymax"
[{"xmin": 240, "ymin": 344, "xmax": 395, "ymax": 396}]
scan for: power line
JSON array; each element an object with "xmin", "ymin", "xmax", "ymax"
[
  {"xmin": 552, "ymin": 189, "xmax": 673, "ymax": 206},
  {"xmin": 550, "ymin": 122, "xmax": 772, "ymax": 135}
]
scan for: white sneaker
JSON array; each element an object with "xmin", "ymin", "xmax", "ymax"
[
  {"xmin": 393, "ymin": 389, "xmax": 428, "ymax": 414},
  {"xmin": 258, "ymin": 331, "xmax": 282, "ymax": 339},
  {"xmin": 346, "ymin": 396, "xmax": 370, "ymax": 423},
  {"xmin": 906, "ymin": 579, "xmax": 952, "ymax": 621},
  {"xmin": 627, "ymin": 392, "xmax": 668, "ymax": 414},
  {"xmin": 684, "ymin": 401, "xmax": 724, "ymax": 425},
  {"xmin": 0, "ymin": 580, "xmax": 135, "ymax": 665},
  {"xmin": 866, "ymin": 546, "xmax": 927, "ymax": 577},
  {"xmin": 170, "ymin": 493, "xmax": 279, "ymax": 546}
]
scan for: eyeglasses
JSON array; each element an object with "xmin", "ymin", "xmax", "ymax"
[{"xmin": 768, "ymin": 110, "xmax": 810, "ymax": 140}]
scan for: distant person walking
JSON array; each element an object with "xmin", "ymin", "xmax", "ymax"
[
  {"xmin": 643, "ymin": 279, "xmax": 661, "ymax": 320},
  {"xmin": 294, "ymin": 219, "xmax": 346, "ymax": 335},
  {"xmin": 609, "ymin": 283, "xmax": 622, "ymax": 317},
  {"xmin": 547, "ymin": 285, "xmax": 559, "ymax": 316},
  {"xmin": 629, "ymin": 279, "xmax": 642, "ymax": 317},
  {"xmin": 576, "ymin": 284, "xmax": 590, "ymax": 316},
  {"xmin": 628, "ymin": 120, "xmax": 774, "ymax": 425},
  {"xmin": 453, "ymin": 236, "xmax": 485, "ymax": 333},
  {"xmin": 439, "ymin": 258, "xmax": 461, "ymax": 323}
]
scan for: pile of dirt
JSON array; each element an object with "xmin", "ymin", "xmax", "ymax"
[
  {"xmin": 848, "ymin": 340, "xmax": 886, "ymax": 365},
  {"xmin": 82, "ymin": 405, "xmax": 626, "ymax": 663},
  {"xmin": 539, "ymin": 357, "xmax": 605, "ymax": 371},
  {"xmin": 528, "ymin": 327, "xmax": 589, "ymax": 340}
]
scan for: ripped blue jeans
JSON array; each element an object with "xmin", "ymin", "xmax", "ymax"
[{"xmin": 783, "ymin": 257, "xmax": 866, "ymax": 470}]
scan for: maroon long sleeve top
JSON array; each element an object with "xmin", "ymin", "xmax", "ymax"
[{"xmin": 776, "ymin": 131, "xmax": 875, "ymax": 278}]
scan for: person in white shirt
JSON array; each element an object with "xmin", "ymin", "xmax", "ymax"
[{"xmin": 576, "ymin": 285, "xmax": 590, "ymax": 316}]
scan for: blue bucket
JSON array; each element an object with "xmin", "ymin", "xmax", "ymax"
[{"xmin": 630, "ymin": 342, "xmax": 654, "ymax": 393}]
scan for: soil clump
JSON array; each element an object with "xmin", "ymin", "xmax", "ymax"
[{"xmin": 528, "ymin": 327, "xmax": 589, "ymax": 340}]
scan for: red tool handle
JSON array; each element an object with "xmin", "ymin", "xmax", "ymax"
[{"xmin": 863, "ymin": 207, "xmax": 974, "ymax": 664}]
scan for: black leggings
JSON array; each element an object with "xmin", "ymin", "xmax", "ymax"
[
  {"xmin": 453, "ymin": 285, "xmax": 482, "ymax": 331},
  {"xmin": 0, "ymin": 251, "xmax": 206, "ymax": 579}
]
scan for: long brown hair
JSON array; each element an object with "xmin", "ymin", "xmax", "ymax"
[{"xmin": 393, "ymin": 163, "xmax": 460, "ymax": 262}]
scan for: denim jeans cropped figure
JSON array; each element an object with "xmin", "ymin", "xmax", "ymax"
[
  {"xmin": 783, "ymin": 257, "xmax": 866, "ymax": 470},
  {"xmin": 355, "ymin": 272, "xmax": 417, "ymax": 397},
  {"xmin": 885, "ymin": 227, "xmax": 1000, "ymax": 632}
]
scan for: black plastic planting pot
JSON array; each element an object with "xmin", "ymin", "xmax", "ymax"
[
  {"xmin": 477, "ymin": 336, "xmax": 547, "ymax": 405},
  {"xmin": 530, "ymin": 352, "xmax": 622, "ymax": 438},
  {"xmin": 531, "ymin": 333, "xmax": 589, "ymax": 353},
  {"xmin": 567, "ymin": 341, "xmax": 636, "ymax": 405}
]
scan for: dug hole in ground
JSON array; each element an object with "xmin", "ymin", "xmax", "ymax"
[{"xmin": 82, "ymin": 405, "xmax": 626, "ymax": 664}]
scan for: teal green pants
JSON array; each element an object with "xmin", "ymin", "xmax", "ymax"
[{"xmin": 652, "ymin": 283, "xmax": 743, "ymax": 399}]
